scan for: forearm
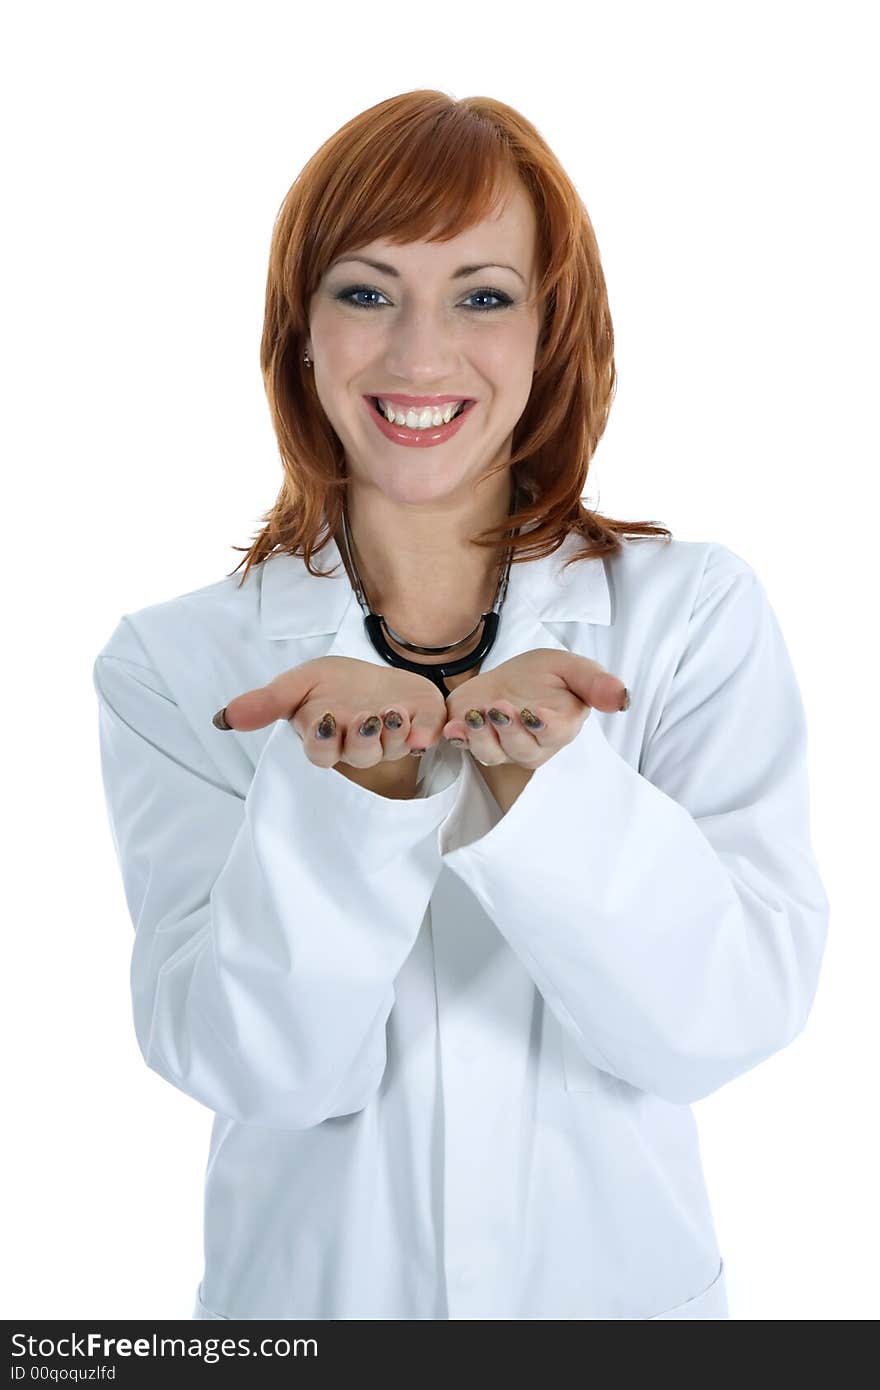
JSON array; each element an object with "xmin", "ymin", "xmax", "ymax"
[
  {"xmin": 442, "ymin": 708, "xmax": 829, "ymax": 1106},
  {"xmin": 332, "ymin": 757, "xmax": 421, "ymax": 800},
  {"xmin": 335, "ymin": 753, "xmax": 534, "ymax": 810},
  {"xmin": 94, "ymin": 643, "xmax": 465, "ymax": 1128},
  {"xmin": 471, "ymin": 758, "xmax": 534, "ymax": 814}
]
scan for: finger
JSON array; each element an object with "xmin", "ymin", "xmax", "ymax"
[
  {"xmin": 559, "ymin": 654, "xmax": 629, "ymax": 712},
  {"xmin": 444, "ymin": 700, "xmax": 547, "ymax": 742},
  {"xmin": 333, "ymin": 704, "xmax": 427, "ymax": 765},
  {"xmin": 471, "ymin": 702, "xmax": 555, "ymax": 766},
  {"xmin": 453, "ymin": 706, "xmax": 507, "ymax": 766},
  {"xmin": 299, "ymin": 708, "xmax": 343, "ymax": 768},
  {"xmin": 377, "ymin": 705, "xmax": 414, "ymax": 761},
  {"xmin": 339, "ymin": 709, "xmax": 397, "ymax": 769},
  {"xmin": 484, "ymin": 701, "xmax": 552, "ymax": 767},
  {"xmin": 218, "ymin": 668, "xmax": 316, "ymax": 732},
  {"xmin": 407, "ymin": 709, "xmax": 444, "ymax": 757}
]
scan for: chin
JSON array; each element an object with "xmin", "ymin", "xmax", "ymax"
[{"xmin": 371, "ymin": 471, "xmax": 475, "ymax": 507}]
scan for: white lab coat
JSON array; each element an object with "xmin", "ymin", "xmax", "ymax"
[{"xmin": 92, "ymin": 529, "xmax": 829, "ymax": 1320}]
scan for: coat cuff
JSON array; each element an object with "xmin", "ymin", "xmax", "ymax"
[
  {"xmin": 438, "ymin": 710, "xmax": 655, "ymax": 866},
  {"xmin": 266, "ymin": 718, "xmax": 467, "ymax": 869}
]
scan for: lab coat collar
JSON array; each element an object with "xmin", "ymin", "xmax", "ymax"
[{"xmin": 258, "ymin": 527, "xmax": 611, "ymax": 674}]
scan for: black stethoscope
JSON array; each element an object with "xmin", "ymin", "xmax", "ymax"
[{"xmin": 336, "ymin": 484, "xmax": 521, "ymax": 698}]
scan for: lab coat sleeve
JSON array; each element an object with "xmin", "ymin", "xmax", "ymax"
[
  {"xmin": 92, "ymin": 618, "xmax": 464, "ymax": 1129},
  {"xmin": 439, "ymin": 548, "xmax": 831, "ymax": 1104}
]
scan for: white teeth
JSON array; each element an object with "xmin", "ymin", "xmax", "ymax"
[{"xmin": 377, "ymin": 398, "xmax": 466, "ymax": 428}]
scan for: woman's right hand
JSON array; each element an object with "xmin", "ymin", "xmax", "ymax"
[{"xmin": 212, "ymin": 656, "xmax": 451, "ymax": 770}]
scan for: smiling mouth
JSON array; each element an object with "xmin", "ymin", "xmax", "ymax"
[{"xmin": 369, "ymin": 397, "xmax": 472, "ymax": 423}]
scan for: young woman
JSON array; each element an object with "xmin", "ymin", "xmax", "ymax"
[{"xmin": 93, "ymin": 89, "xmax": 830, "ymax": 1320}]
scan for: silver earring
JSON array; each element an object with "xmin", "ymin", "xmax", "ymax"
[{"xmin": 303, "ymin": 351, "xmax": 312, "ymax": 368}]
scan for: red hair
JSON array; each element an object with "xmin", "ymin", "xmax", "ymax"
[{"xmin": 230, "ymin": 90, "xmax": 671, "ymax": 587}]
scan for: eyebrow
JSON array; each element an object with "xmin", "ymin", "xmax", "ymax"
[{"xmin": 329, "ymin": 255, "xmax": 526, "ymax": 286}]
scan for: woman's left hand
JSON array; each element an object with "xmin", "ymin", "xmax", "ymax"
[{"xmin": 441, "ymin": 649, "xmax": 629, "ymax": 768}]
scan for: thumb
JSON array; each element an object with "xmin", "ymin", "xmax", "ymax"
[
  {"xmin": 561, "ymin": 655, "xmax": 630, "ymax": 713},
  {"xmin": 213, "ymin": 668, "xmax": 314, "ymax": 732}
]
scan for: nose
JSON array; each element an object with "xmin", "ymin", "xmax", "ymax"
[{"xmin": 381, "ymin": 308, "xmax": 463, "ymax": 384}]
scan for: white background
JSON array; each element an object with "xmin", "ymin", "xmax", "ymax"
[{"xmin": 3, "ymin": 0, "xmax": 876, "ymax": 1320}]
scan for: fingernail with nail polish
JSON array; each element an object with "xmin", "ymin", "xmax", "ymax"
[
  {"xmin": 212, "ymin": 707, "xmax": 232, "ymax": 730},
  {"xmin": 618, "ymin": 688, "xmax": 631, "ymax": 712}
]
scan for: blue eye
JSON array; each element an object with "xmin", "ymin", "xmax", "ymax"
[
  {"xmin": 466, "ymin": 290, "xmax": 511, "ymax": 312},
  {"xmin": 335, "ymin": 285, "xmax": 512, "ymax": 312},
  {"xmin": 336, "ymin": 287, "xmax": 386, "ymax": 309}
]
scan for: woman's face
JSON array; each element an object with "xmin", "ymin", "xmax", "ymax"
[{"xmin": 307, "ymin": 179, "xmax": 542, "ymax": 509}]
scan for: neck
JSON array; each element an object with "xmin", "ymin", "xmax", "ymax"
[{"xmin": 338, "ymin": 474, "xmax": 516, "ymax": 647}]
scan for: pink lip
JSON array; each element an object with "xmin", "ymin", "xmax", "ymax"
[
  {"xmin": 364, "ymin": 393, "xmax": 475, "ymax": 407},
  {"xmin": 364, "ymin": 394, "xmax": 476, "ymax": 448}
]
